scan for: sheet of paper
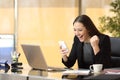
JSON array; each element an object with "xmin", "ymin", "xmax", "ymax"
[
  {"xmin": 62, "ymin": 69, "xmax": 90, "ymax": 75},
  {"xmin": 104, "ymin": 69, "xmax": 120, "ymax": 75},
  {"xmin": 105, "ymin": 71, "xmax": 120, "ymax": 75}
]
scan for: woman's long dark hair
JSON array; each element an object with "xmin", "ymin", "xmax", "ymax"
[{"xmin": 73, "ymin": 15, "xmax": 101, "ymax": 37}]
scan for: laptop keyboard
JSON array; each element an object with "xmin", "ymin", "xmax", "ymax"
[{"xmin": 48, "ymin": 66, "xmax": 67, "ymax": 72}]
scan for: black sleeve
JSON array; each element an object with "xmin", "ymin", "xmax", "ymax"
[
  {"xmin": 62, "ymin": 36, "xmax": 78, "ymax": 68},
  {"xmin": 94, "ymin": 35, "xmax": 111, "ymax": 68}
]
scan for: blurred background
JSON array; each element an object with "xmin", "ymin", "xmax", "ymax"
[{"xmin": 0, "ymin": 0, "xmax": 116, "ymax": 69}]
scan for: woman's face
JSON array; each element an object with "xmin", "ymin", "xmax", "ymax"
[{"xmin": 73, "ymin": 22, "xmax": 90, "ymax": 42}]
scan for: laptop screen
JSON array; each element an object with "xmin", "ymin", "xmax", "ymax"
[{"xmin": 21, "ymin": 44, "xmax": 48, "ymax": 70}]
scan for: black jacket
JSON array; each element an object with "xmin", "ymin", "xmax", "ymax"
[{"xmin": 62, "ymin": 34, "xmax": 111, "ymax": 69}]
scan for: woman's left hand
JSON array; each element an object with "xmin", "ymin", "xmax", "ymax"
[
  {"xmin": 90, "ymin": 35, "xmax": 99, "ymax": 47},
  {"xmin": 90, "ymin": 35, "xmax": 100, "ymax": 55}
]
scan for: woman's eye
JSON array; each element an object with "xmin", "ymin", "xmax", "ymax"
[
  {"xmin": 73, "ymin": 28, "xmax": 82, "ymax": 31},
  {"xmin": 78, "ymin": 29, "xmax": 82, "ymax": 31},
  {"xmin": 73, "ymin": 29, "xmax": 76, "ymax": 31}
]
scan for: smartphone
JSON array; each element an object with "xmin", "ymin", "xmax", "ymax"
[{"xmin": 58, "ymin": 40, "xmax": 68, "ymax": 52}]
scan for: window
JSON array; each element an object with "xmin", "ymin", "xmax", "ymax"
[{"xmin": 0, "ymin": 34, "xmax": 14, "ymax": 64}]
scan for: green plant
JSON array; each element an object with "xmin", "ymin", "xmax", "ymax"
[{"xmin": 99, "ymin": 0, "xmax": 120, "ymax": 37}]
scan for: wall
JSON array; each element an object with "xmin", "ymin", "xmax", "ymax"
[
  {"xmin": 81, "ymin": 0, "xmax": 112, "ymax": 29},
  {"xmin": 0, "ymin": 0, "xmax": 14, "ymax": 34},
  {"xmin": 17, "ymin": 0, "xmax": 79, "ymax": 68},
  {"xmin": 0, "ymin": 0, "xmax": 113, "ymax": 69}
]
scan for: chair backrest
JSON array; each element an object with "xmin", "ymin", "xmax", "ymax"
[{"xmin": 110, "ymin": 37, "xmax": 120, "ymax": 67}]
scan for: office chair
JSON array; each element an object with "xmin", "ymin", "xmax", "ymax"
[{"xmin": 110, "ymin": 37, "xmax": 120, "ymax": 67}]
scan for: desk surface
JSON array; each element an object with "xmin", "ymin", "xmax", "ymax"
[
  {"xmin": 0, "ymin": 64, "xmax": 120, "ymax": 80},
  {"xmin": 0, "ymin": 64, "xmax": 66, "ymax": 80}
]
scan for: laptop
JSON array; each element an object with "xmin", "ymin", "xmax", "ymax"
[{"xmin": 21, "ymin": 44, "xmax": 66, "ymax": 71}]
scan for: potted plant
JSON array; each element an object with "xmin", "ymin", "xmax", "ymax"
[{"xmin": 99, "ymin": 0, "xmax": 120, "ymax": 37}]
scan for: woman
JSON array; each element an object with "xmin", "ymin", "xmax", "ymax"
[{"xmin": 60, "ymin": 14, "xmax": 111, "ymax": 69}]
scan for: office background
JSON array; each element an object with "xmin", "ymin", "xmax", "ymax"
[{"xmin": 0, "ymin": 0, "xmax": 112, "ymax": 68}]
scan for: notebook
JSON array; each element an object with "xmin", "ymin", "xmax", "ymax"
[{"xmin": 21, "ymin": 44, "xmax": 66, "ymax": 71}]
